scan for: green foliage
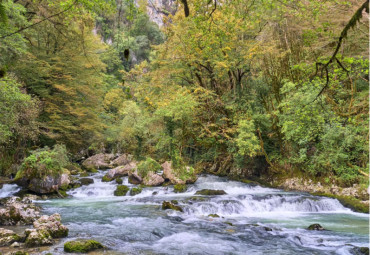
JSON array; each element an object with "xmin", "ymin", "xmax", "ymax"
[
  {"xmin": 15, "ymin": 144, "xmax": 69, "ymax": 180},
  {"xmin": 137, "ymin": 157, "xmax": 161, "ymax": 178},
  {"xmin": 235, "ymin": 119, "xmax": 260, "ymax": 157},
  {"xmin": 64, "ymin": 240, "xmax": 104, "ymax": 253}
]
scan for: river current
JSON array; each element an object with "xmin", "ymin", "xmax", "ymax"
[{"xmin": 1, "ymin": 172, "xmax": 369, "ymax": 254}]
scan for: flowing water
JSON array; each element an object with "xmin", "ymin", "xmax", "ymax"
[{"xmin": 1, "ymin": 172, "xmax": 369, "ymax": 254}]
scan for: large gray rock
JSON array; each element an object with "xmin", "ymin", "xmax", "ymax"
[
  {"xmin": 25, "ymin": 228, "xmax": 53, "ymax": 247},
  {"xmin": 0, "ymin": 228, "xmax": 22, "ymax": 247},
  {"xmin": 107, "ymin": 162, "xmax": 137, "ymax": 179},
  {"xmin": 82, "ymin": 153, "xmax": 115, "ymax": 171},
  {"xmin": 0, "ymin": 197, "xmax": 40, "ymax": 225},
  {"xmin": 143, "ymin": 171, "xmax": 165, "ymax": 186},
  {"xmin": 25, "ymin": 173, "xmax": 70, "ymax": 194},
  {"xmin": 109, "ymin": 154, "xmax": 133, "ymax": 167},
  {"xmin": 128, "ymin": 172, "xmax": 143, "ymax": 185},
  {"xmin": 162, "ymin": 161, "xmax": 185, "ymax": 185},
  {"xmin": 33, "ymin": 213, "xmax": 68, "ymax": 238}
]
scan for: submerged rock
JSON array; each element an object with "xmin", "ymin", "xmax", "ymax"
[
  {"xmin": 195, "ymin": 189, "xmax": 227, "ymax": 196},
  {"xmin": 128, "ymin": 172, "xmax": 143, "ymax": 185},
  {"xmin": 79, "ymin": 178, "xmax": 94, "ymax": 186},
  {"xmin": 0, "ymin": 228, "xmax": 22, "ymax": 247},
  {"xmin": 162, "ymin": 201, "xmax": 183, "ymax": 212},
  {"xmin": 0, "ymin": 197, "xmax": 40, "ymax": 225},
  {"xmin": 64, "ymin": 239, "xmax": 104, "ymax": 253},
  {"xmin": 82, "ymin": 153, "xmax": 115, "ymax": 171},
  {"xmin": 307, "ymin": 224, "xmax": 325, "ymax": 231},
  {"xmin": 114, "ymin": 185, "xmax": 129, "ymax": 196},
  {"xmin": 208, "ymin": 214, "xmax": 220, "ymax": 218},
  {"xmin": 174, "ymin": 184, "xmax": 187, "ymax": 193},
  {"xmin": 143, "ymin": 171, "xmax": 165, "ymax": 186},
  {"xmin": 352, "ymin": 247, "xmax": 370, "ymax": 255}
]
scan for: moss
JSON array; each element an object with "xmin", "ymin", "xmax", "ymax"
[
  {"xmin": 195, "ymin": 189, "xmax": 227, "ymax": 195},
  {"xmin": 64, "ymin": 239, "xmax": 104, "ymax": 253},
  {"xmin": 114, "ymin": 185, "xmax": 129, "ymax": 196},
  {"xmin": 312, "ymin": 192, "xmax": 369, "ymax": 213},
  {"xmin": 208, "ymin": 214, "xmax": 220, "ymax": 218},
  {"xmin": 137, "ymin": 157, "xmax": 161, "ymax": 178},
  {"xmin": 174, "ymin": 184, "xmax": 187, "ymax": 193},
  {"xmin": 162, "ymin": 201, "xmax": 183, "ymax": 212},
  {"xmin": 115, "ymin": 178, "xmax": 123, "ymax": 184},
  {"xmin": 14, "ymin": 252, "xmax": 29, "ymax": 255},
  {"xmin": 129, "ymin": 187, "xmax": 142, "ymax": 196},
  {"xmin": 102, "ymin": 175, "xmax": 113, "ymax": 182},
  {"xmin": 352, "ymin": 247, "xmax": 369, "ymax": 255},
  {"xmin": 58, "ymin": 190, "xmax": 67, "ymax": 197}
]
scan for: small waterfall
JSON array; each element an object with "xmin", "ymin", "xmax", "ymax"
[
  {"xmin": 67, "ymin": 172, "xmax": 119, "ymax": 198},
  {"xmin": 0, "ymin": 184, "xmax": 20, "ymax": 198}
]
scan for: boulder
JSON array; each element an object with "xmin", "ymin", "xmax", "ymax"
[
  {"xmin": 109, "ymin": 154, "xmax": 133, "ymax": 167},
  {"xmin": 107, "ymin": 162, "xmax": 137, "ymax": 179},
  {"xmin": 33, "ymin": 213, "xmax": 68, "ymax": 238},
  {"xmin": 143, "ymin": 171, "xmax": 165, "ymax": 186},
  {"xmin": 24, "ymin": 228, "xmax": 53, "ymax": 247},
  {"xmin": 114, "ymin": 185, "xmax": 129, "ymax": 196},
  {"xmin": 64, "ymin": 239, "xmax": 104, "ymax": 253},
  {"xmin": 208, "ymin": 214, "xmax": 220, "ymax": 218},
  {"xmin": 162, "ymin": 161, "xmax": 185, "ymax": 185},
  {"xmin": 82, "ymin": 153, "xmax": 115, "ymax": 171},
  {"xmin": 79, "ymin": 178, "xmax": 94, "ymax": 186},
  {"xmin": 195, "ymin": 189, "xmax": 227, "ymax": 196},
  {"xmin": 128, "ymin": 172, "xmax": 143, "ymax": 185},
  {"xmin": 0, "ymin": 228, "xmax": 22, "ymax": 247},
  {"xmin": 16, "ymin": 172, "xmax": 71, "ymax": 195},
  {"xmin": 162, "ymin": 201, "xmax": 183, "ymax": 212},
  {"xmin": 307, "ymin": 224, "xmax": 325, "ymax": 231},
  {"xmin": 0, "ymin": 197, "xmax": 40, "ymax": 225},
  {"xmin": 115, "ymin": 178, "xmax": 123, "ymax": 184}
]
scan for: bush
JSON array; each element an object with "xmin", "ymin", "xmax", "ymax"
[
  {"xmin": 15, "ymin": 144, "xmax": 69, "ymax": 180},
  {"xmin": 137, "ymin": 157, "xmax": 161, "ymax": 178}
]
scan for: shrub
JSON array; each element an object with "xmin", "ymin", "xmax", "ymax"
[
  {"xmin": 137, "ymin": 157, "xmax": 161, "ymax": 178},
  {"xmin": 15, "ymin": 144, "xmax": 69, "ymax": 180}
]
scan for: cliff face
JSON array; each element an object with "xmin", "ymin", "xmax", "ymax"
[{"xmin": 145, "ymin": 0, "xmax": 177, "ymax": 26}]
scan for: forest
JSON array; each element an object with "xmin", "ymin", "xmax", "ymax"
[{"xmin": 0, "ymin": 0, "xmax": 369, "ymax": 254}]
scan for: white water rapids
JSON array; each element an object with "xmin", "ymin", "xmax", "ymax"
[{"xmin": 0, "ymin": 172, "xmax": 368, "ymax": 254}]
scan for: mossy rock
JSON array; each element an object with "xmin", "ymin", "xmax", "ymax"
[
  {"xmin": 14, "ymin": 252, "xmax": 29, "ymax": 255},
  {"xmin": 174, "ymin": 184, "xmax": 187, "ymax": 193},
  {"xmin": 208, "ymin": 214, "xmax": 220, "ymax": 218},
  {"xmin": 307, "ymin": 224, "xmax": 325, "ymax": 231},
  {"xmin": 195, "ymin": 189, "xmax": 227, "ymax": 196},
  {"xmin": 171, "ymin": 200, "xmax": 179, "ymax": 204},
  {"xmin": 79, "ymin": 172, "xmax": 89, "ymax": 177},
  {"xmin": 102, "ymin": 175, "xmax": 113, "ymax": 182},
  {"xmin": 79, "ymin": 178, "xmax": 94, "ymax": 186},
  {"xmin": 129, "ymin": 187, "xmax": 142, "ymax": 196},
  {"xmin": 162, "ymin": 201, "xmax": 183, "ymax": 212},
  {"xmin": 64, "ymin": 239, "xmax": 104, "ymax": 253},
  {"xmin": 115, "ymin": 178, "xmax": 123, "ymax": 184},
  {"xmin": 114, "ymin": 185, "xmax": 129, "ymax": 196}
]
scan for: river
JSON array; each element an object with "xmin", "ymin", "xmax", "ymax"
[{"xmin": 1, "ymin": 172, "xmax": 369, "ymax": 254}]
